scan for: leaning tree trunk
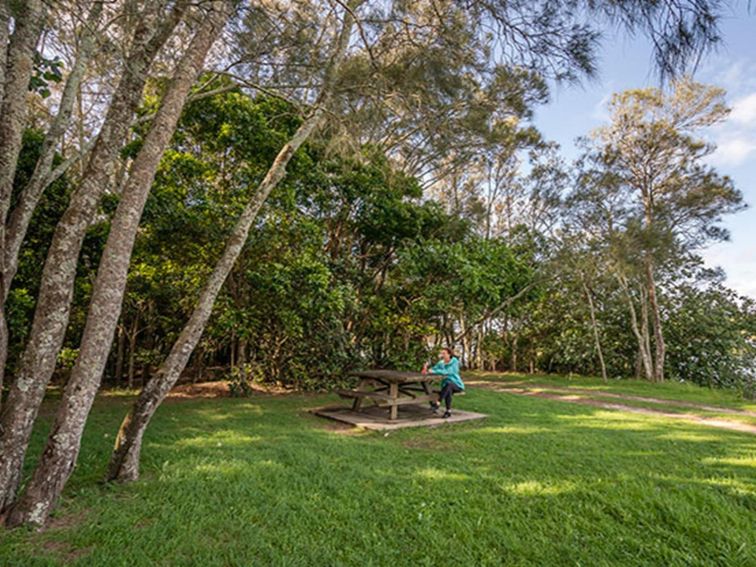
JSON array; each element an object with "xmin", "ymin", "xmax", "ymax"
[
  {"xmin": 0, "ymin": 6, "xmax": 183, "ymax": 514},
  {"xmin": 0, "ymin": 0, "xmax": 45, "ymax": 402},
  {"xmin": 0, "ymin": 0, "xmax": 7, "ymax": 409},
  {"xmin": 617, "ymin": 273, "xmax": 653, "ymax": 380},
  {"xmin": 645, "ymin": 259, "xmax": 665, "ymax": 382},
  {"xmin": 3, "ymin": 1, "xmax": 104, "ymax": 299},
  {"xmin": 0, "ymin": 3, "xmax": 10, "ymax": 104},
  {"xmin": 0, "ymin": 0, "xmax": 45, "ymax": 252},
  {"xmin": 639, "ymin": 285, "xmax": 654, "ymax": 380},
  {"xmin": 107, "ymin": 3, "xmax": 358, "ymax": 483},
  {"xmin": 5, "ymin": 7, "xmax": 231, "ymax": 528},
  {"xmin": 581, "ymin": 279, "xmax": 607, "ymax": 382}
]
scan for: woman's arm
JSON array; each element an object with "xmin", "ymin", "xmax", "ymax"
[
  {"xmin": 429, "ymin": 359, "xmax": 458, "ymax": 375},
  {"xmin": 427, "ymin": 361, "xmax": 443, "ymax": 374}
]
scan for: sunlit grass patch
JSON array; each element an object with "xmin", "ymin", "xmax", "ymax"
[
  {"xmin": 174, "ymin": 430, "xmax": 262, "ymax": 448},
  {"xmin": 504, "ymin": 480, "xmax": 576, "ymax": 496}
]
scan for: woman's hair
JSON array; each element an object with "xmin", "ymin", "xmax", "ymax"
[{"xmin": 441, "ymin": 347, "xmax": 456, "ymax": 358}]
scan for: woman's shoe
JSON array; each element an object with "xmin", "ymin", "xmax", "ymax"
[
  {"xmin": 429, "ymin": 401, "xmax": 440, "ymax": 414},
  {"xmin": 442, "ymin": 411, "xmax": 452, "ymax": 419}
]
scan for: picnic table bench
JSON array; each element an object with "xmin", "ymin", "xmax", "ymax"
[{"xmin": 337, "ymin": 369, "xmax": 439, "ymax": 420}]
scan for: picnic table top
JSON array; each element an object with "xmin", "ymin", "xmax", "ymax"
[{"xmin": 348, "ymin": 369, "xmax": 436, "ymax": 383}]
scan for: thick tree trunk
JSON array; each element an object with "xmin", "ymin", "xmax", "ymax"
[
  {"xmin": 107, "ymin": 4, "xmax": 357, "ymax": 483},
  {"xmin": 0, "ymin": 2, "xmax": 10, "ymax": 104},
  {"xmin": 645, "ymin": 259, "xmax": 665, "ymax": 382},
  {"xmin": 0, "ymin": 0, "xmax": 45, "ymax": 402},
  {"xmin": 0, "ymin": 0, "xmax": 44, "ymax": 233},
  {"xmin": 0, "ymin": 6, "xmax": 183, "ymax": 514},
  {"xmin": 3, "ymin": 2, "xmax": 104, "ymax": 298},
  {"xmin": 5, "ymin": 8, "xmax": 229, "ymax": 528},
  {"xmin": 582, "ymin": 280, "xmax": 607, "ymax": 382}
]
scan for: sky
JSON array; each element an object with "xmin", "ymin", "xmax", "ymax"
[{"xmin": 532, "ymin": 6, "xmax": 756, "ymax": 299}]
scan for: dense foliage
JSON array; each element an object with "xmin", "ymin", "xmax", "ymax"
[{"xmin": 7, "ymin": 84, "xmax": 754, "ymax": 396}]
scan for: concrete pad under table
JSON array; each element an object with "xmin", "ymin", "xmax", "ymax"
[{"xmin": 312, "ymin": 403, "xmax": 487, "ymax": 431}]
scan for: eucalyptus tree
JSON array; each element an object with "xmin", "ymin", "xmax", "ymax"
[
  {"xmin": 106, "ymin": 0, "xmax": 361, "ymax": 483},
  {"xmin": 0, "ymin": 0, "xmax": 187, "ymax": 515},
  {"xmin": 5, "ymin": 1, "xmax": 237, "ymax": 528},
  {"xmin": 3, "ymin": 2, "xmax": 105, "ymax": 302},
  {"xmin": 581, "ymin": 78, "xmax": 744, "ymax": 381}
]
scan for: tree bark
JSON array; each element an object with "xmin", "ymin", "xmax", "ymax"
[
  {"xmin": 5, "ymin": 6, "xmax": 230, "ymax": 528},
  {"xmin": 3, "ymin": 2, "xmax": 104, "ymax": 300},
  {"xmin": 106, "ymin": 2, "xmax": 358, "ymax": 483},
  {"xmin": 581, "ymin": 279, "xmax": 607, "ymax": 382},
  {"xmin": 645, "ymin": 259, "xmax": 665, "ymax": 382},
  {"xmin": 0, "ymin": 0, "xmax": 45, "ymax": 405},
  {"xmin": 0, "ymin": 2, "xmax": 10, "ymax": 104},
  {"xmin": 115, "ymin": 324, "xmax": 126, "ymax": 385},
  {"xmin": 639, "ymin": 285, "xmax": 653, "ymax": 380},
  {"xmin": 618, "ymin": 274, "xmax": 653, "ymax": 380},
  {"xmin": 0, "ymin": 0, "xmax": 44, "ymax": 236},
  {"xmin": 0, "ymin": 4, "xmax": 183, "ymax": 514},
  {"xmin": 127, "ymin": 313, "xmax": 139, "ymax": 389},
  {"xmin": 511, "ymin": 333, "xmax": 518, "ymax": 372}
]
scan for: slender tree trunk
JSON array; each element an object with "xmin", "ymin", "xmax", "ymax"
[
  {"xmin": 127, "ymin": 315, "xmax": 138, "ymax": 389},
  {"xmin": 0, "ymin": 6, "xmax": 183, "ymax": 514},
  {"xmin": 238, "ymin": 338, "xmax": 247, "ymax": 366},
  {"xmin": 5, "ymin": 8, "xmax": 229, "ymax": 528},
  {"xmin": 581, "ymin": 280, "xmax": 607, "ymax": 382},
  {"xmin": 0, "ymin": 0, "xmax": 45, "ymax": 404},
  {"xmin": 459, "ymin": 317, "xmax": 470, "ymax": 366},
  {"xmin": 511, "ymin": 333, "xmax": 518, "ymax": 372},
  {"xmin": 617, "ymin": 274, "xmax": 653, "ymax": 380},
  {"xmin": 115, "ymin": 324, "xmax": 126, "ymax": 385},
  {"xmin": 639, "ymin": 285, "xmax": 654, "ymax": 380},
  {"xmin": 645, "ymin": 259, "xmax": 665, "ymax": 382},
  {"xmin": 107, "ymin": 3, "xmax": 358, "ymax": 483},
  {"xmin": 3, "ymin": 2, "xmax": 104, "ymax": 299}
]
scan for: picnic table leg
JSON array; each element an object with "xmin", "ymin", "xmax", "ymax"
[
  {"xmin": 352, "ymin": 378, "xmax": 367, "ymax": 411},
  {"xmin": 389, "ymin": 382, "xmax": 398, "ymax": 420}
]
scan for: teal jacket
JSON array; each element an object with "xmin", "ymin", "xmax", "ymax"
[{"xmin": 429, "ymin": 357, "xmax": 464, "ymax": 390}]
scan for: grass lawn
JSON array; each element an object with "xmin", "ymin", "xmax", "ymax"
[{"xmin": 1, "ymin": 375, "xmax": 754, "ymax": 566}]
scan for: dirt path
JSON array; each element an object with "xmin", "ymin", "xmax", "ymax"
[
  {"xmin": 467, "ymin": 381, "xmax": 756, "ymax": 417},
  {"xmin": 470, "ymin": 382, "xmax": 756, "ymax": 435}
]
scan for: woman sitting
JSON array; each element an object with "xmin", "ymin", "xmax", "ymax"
[{"xmin": 422, "ymin": 347, "xmax": 465, "ymax": 418}]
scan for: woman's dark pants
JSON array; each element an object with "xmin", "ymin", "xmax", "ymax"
[{"xmin": 439, "ymin": 382, "xmax": 462, "ymax": 410}]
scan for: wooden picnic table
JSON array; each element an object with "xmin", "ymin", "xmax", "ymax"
[{"xmin": 337, "ymin": 370, "xmax": 437, "ymax": 420}]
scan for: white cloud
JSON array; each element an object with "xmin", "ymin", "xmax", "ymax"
[
  {"xmin": 709, "ymin": 135, "xmax": 756, "ymax": 166},
  {"xmin": 702, "ymin": 244, "xmax": 756, "ymax": 299},
  {"xmin": 730, "ymin": 92, "xmax": 756, "ymax": 125}
]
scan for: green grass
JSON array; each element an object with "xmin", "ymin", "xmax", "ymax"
[{"xmin": 1, "ymin": 376, "xmax": 754, "ymax": 566}]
